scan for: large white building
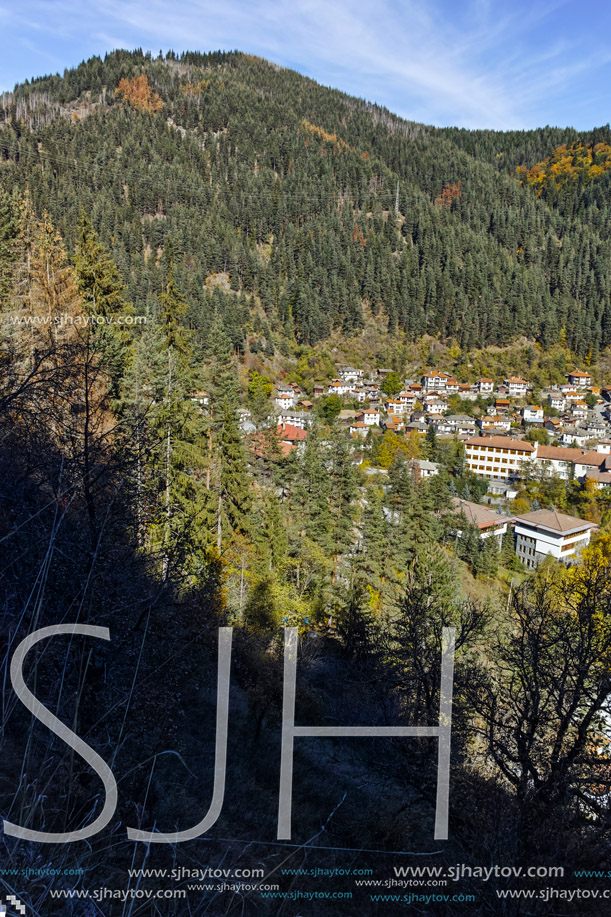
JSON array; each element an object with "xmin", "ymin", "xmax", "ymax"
[
  {"xmin": 536, "ymin": 445, "xmax": 585, "ymax": 480},
  {"xmin": 465, "ymin": 437, "xmax": 537, "ymax": 480},
  {"xmin": 513, "ymin": 510, "xmax": 596, "ymax": 569}
]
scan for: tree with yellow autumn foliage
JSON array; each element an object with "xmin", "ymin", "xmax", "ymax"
[
  {"xmin": 115, "ymin": 74, "xmax": 163, "ymax": 113},
  {"xmin": 470, "ymin": 535, "xmax": 611, "ymax": 854}
]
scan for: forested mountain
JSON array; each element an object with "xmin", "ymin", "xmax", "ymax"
[
  {"xmin": 4, "ymin": 52, "xmax": 611, "ymax": 914},
  {"xmin": 1, "ymin": 49, "xmax": 611, "ymax": 356}
]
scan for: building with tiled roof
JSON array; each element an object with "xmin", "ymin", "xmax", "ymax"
[
  {"xmin": 479, "ymin": 415, "xmax": 511, "ymax": 433},
  {"xmin": 505, "ymin": 377, "xmax": 529, "ymax": 397},
  {"xmin": 567, "ymin": 369, "xmax": 592, "ymax": 387},
  {"xmin": 513, "ymin": 510, "xmax": 596, "ymax": 568},
  {"xmin": 465, "ymin": 437, "xmax": 536, "ymax": 480},
  {"xmin": 421, "ymin": 371, "xmax": 450, "ymax": 390},
  {"xmin": 452, "ymin": 498, "xmax": 510, "ymax": 547}
]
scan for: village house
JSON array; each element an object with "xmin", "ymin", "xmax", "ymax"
[
  {"xmin": 567, "ymin": 369, "xmax": 592, "ymax": 388},
  {"xmin": 547, "ymin": 393, "xmax": 566, "ymax": 411},
  {"xmin": 382, "ymin": 415, "xmax": 405, "ymax": 433},
  {"xmin": 337, "ymin": 367, "xmax": 363, "ymax": 383},
  {"xmin": 465, "ymin": 436, "xmax": 537, "ymax": 480},
  {"xmin": 384, "ymin": 398, "xmax": 409, "ymax": 416},
  {"xmin": 459, "ymin": 384, "xmax": 478, "ymax": 401},
  {"xmin": 583, "ymin": 421, "xmax": 608, "ymax": 441},
  {"xmin": 485, "ymin": 480, "xmax": 520, "ymax": 502},
  {"xmin": 313, "ymin": 384, "xmax": 325, "ymax": 398},
  {"xmin": 536, "ymin": 445, "xmax": 585, "ymax": 479},
  {"xmin": 570, "ymin": 401, "xmax": 588, "ymax": 420},
  {"xmin": 479, "ymin": 415, "xmax": 512, "ymax": 433},
  {"xmin": 415, "ymin": 459, "xmax": 440, "ymax": 478},
  {"xmin": 425, "ymin": 400, "xmax": 446, "ymax": 417},
  {"xmin": 355, "ymin": 409, "xmax": 380, "ymax": 426},
  {"xmin": 513, "ymin": 509, "xmax": 596, "ymax": 569},
  {"xmin": 477, "ymin": 378, "xmax": 495, "ymax": 395},
  {"xmin": 435, "ymin": 415, "xmax": 479, "ymax": 437},
  {"xmin": 277, "ymin": 422, "xmax": 308, "ymax": 455},
  {"xmin": 574, "ymin": 449, "xmax": 611, "ymax": 482},
  {"xmin": 421, "ymin": 371, "xmax": 449, "ymax": 391},
  {"xmin": 277, "ymin": 411, "xmax": 310, "ymax": 430},
  {"xmin": 544, "ymin": 417, "xmax": 562, "ymax": 435},
  {"xmin": 495, "ymin": 398, "xmax": 511, "ymax": 414},
  {"xmin": 522, "ymin": 405, "xmax": 544, "ymax": 424},
  {"xmin": 349, "ymin": 421, "xmax": 369, "ymax": 437},
  {"xmin": 560, "ymin": 427, "xmax": 590, "ymax": 448},
  {"xmin": 445, "ymin": 377, "xmax": 460, "ymax": 393},
  {"xmin": 585, "ymin": 467, "xmax": 611, "ymax": 488},
  {"xmin": 326, "ymin": 380, "xmax": 352, "ymax": 397},
  {"xmin": 505, "ymin": 377, "xmax": 529, "ymax": 398},
  {"xmin": 189, "ymin": 390, "xmax": 209, "ymax": 407},
  {"xmin": 405, "ymin": 420, "xmax": 429, "ymax": 435},
  {"xmin": 274, "ymin": 390, "xmax": 296, "ymax": 409},
  {"xmin": 451, "ymin": 498, "xmax": 510, "ymax": 548},
  {"xmin": 297, "ymin": 399, "xmax": 313, "ymax": 412}
]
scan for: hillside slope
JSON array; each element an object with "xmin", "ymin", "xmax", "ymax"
[{"xmin": 1, "ymin": 49, "xmax": 610, "ymax": 356}]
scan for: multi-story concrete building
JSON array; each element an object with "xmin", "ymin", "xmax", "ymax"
[
  {"xmin": 465, "ymin": 436, "xmax": 536, "ymax": 480},
  {"xmin": 513, "ymin": 510, "xmax": 596, "ymax": 569}
]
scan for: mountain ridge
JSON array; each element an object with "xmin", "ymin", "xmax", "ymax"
[{"xmin": 1, "ymin": 48, "xmax": 611, "ymax": 357}]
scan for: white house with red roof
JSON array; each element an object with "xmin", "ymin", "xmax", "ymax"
[
  {"xmin": 522, "ymin": 405, "xmax": 544, "ymax": 424},
  {"xmin": 505, "ymin": 377, "xmax": 529, "ymax": 398},
  {"xmin": 356, "ymin": 409, "xmax": 380, "ymax": 426},
  {"xmin": 275, "ymin": 389, "xmax": 296, "ymax": 409},
  {"xmin": 567, "ymin": 369, "xmax": 592, "ymax": 388},
  {"xmin": 421, "ymin": 371, "xmax": 449, "ymax": 391}
]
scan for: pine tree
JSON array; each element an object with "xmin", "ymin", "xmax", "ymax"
[
  {"xmin": 217, "ymin": 399, "xmax": 251, "ymax": 551},
  {"xmin": 74, "ymin": 214, "xmax": 132, "ymax": 399},
  {"xmin": 0, "ymin": 188, "xmax": 19, "ymax": 307}
]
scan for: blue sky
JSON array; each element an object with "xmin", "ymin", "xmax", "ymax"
[{"xmin": 0, "ymin": 0, "xmax": 610, "ymax": 130}]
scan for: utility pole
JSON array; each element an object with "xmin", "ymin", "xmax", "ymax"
[{"xmin": 394, "ymin": 180, "xmax": 400, "ymax": 216}]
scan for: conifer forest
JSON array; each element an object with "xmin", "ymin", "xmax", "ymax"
[{"xmin": 3, "ymin": 49, "xmax": 611, "ymax": 915}]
